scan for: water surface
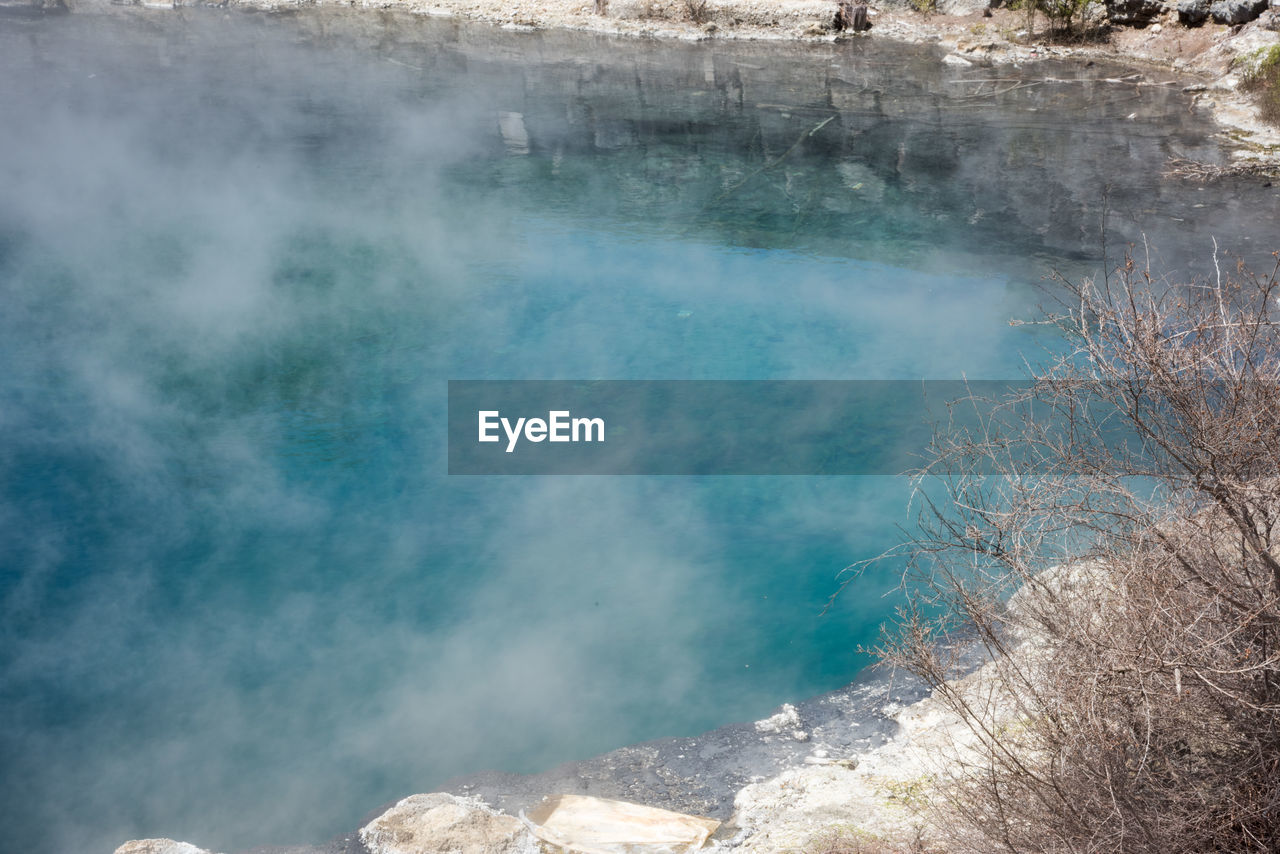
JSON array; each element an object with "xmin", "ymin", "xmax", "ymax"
[{"xmin": 1, "ymin": 11, "xmax": 1277, "ymax": 853}]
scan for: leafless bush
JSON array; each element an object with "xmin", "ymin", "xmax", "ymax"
[
  {"xmin": 834, "ymin": 1, "xmax": 872, "ymax": 32},
  {"xmin": 684, "ymin": 0, "xmax": 710, "ymax": 23},
  {"xmin": 879, "ymin": 249, "xmax": 1280, "ymax": 853}
]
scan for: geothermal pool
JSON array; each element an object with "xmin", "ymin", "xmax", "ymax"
[{"xmin": 0, "ymin": 10, "xmax": 1276, "ymax": 852}]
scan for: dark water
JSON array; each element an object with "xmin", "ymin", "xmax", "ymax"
[{"xmin": 1, "ymin": 10, "xmax": 1277, "ymax": 853}]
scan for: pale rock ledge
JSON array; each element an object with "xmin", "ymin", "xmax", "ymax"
[
  {"xmin": 114, "ymin": 840, "xmax": 220, "ymax": 854},
  {"xmin": 360, "ymin": 793, "xmax": 538, "ymax": 854}
]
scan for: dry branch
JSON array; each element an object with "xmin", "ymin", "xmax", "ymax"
[
  {"xmin": 879, "ymin": 250, "xmax": 1280, "ymax": 853},
  {"xmin": 1165, "ymin": 156, "xmax": 1280, "ymax": 182}
]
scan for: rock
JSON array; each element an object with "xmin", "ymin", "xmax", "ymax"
[
  {"xmin": 524, "ymin": 795, "xmax": 720, "ymax": 853},
  {"xmin": 943, "ymin": 52, "xmax": 974, "ymax": 65},
  {"xmin": 1262, "ymin": 8, "xmax": 1280, "ymax": 29},
  {"xmin": 754, "ymin": 703, "xmax": 810, "ymax": 740},
  {"xmin": 1177, "ymin": 0, "xmax": 1210, "ymax": 24},
  {"xmin": 360, "ymin": 793, "xmax": 535, "ymax": 854},
  {"xmin": 114, "ymin": 841, "xmax": 216, "ymax": 854},
  {"xmin": 497, "ymin": 111, "xmax": 529, "ymax": 155},
  {"xmin": 937, "ymin": 0, "xmax": 990, "ymax": 14},
  {"xmin": 1082, "ymin": 0, "xmax": 1110, "ymax": 24},
  {"xmin": 1209, "ymin": 0, "xmax": 1267, "ymax": 23},
  {"xmin": 728, "ymin": 647, "xmax": 1032, "ymax": 853},
  {"xmin": 1105, "ymin": 0, "xmax": 1165, "ymax": 25}
]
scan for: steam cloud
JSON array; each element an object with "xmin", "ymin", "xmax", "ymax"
[{"xmin": 4, "ymin": 11, "xmax": 1259, "ymax": 854}]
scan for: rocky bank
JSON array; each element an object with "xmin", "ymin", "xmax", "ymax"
[
  {"xmin": 113, "ymin": 654, "xmax": 1006, "ymax": 853},
  {"xmin": 14, "ymin": 0, "xmax": 1280, "ymax": 159}
]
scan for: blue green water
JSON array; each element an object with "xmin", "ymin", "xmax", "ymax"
[{"xmin": 2, "ymin": 10, "xmax": 1277, "ymax": 853}]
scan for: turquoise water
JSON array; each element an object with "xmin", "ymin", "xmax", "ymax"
[{"xmin": 2, "ymin": 11, "xmax": 1277, "ymax": 853}]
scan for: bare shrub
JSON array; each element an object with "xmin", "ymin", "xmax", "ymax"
[
  {"xmin": 1037, "ymin": 0, "xmax": 1091, "ymax": 38},
  {"xmin": 1006, "ymin": 0, "xmax": 1098, "ymax": 39},
  {"xmin": 880, "ymin": 249, "xmax": 1280, "ymax": 853},
  {"xmin": 683, "ymin": 0, "xmax": 710, "ymax": 23},
  {"xmin": 834, "ymin": 1, "xmax": 873, "ymax": 32}
]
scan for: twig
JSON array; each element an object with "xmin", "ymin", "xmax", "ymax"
[
  {"xmin": 703, "ymin": 114, "xmax": 837, "ymax": 209},
  {"xmin": 1164, "ymin": 156, "xmax": 1280, "ymax": 182}
]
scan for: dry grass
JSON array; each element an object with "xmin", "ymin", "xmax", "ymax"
[
  {"xmin": 806, "ymin": 825, "xmax": 935, "ymax": 854},
  {"xmin": 1241, "ymin": 45, "xmax": 1280, "ymax": 127}
]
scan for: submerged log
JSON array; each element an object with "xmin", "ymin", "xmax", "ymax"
[{"xmin": 834, "ymin": 1, "xmax": 872, "ymax": 31}]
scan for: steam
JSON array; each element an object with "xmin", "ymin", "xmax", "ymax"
[{"xmin": 2, "ymin": 11, "xmax": 1269, "ymax": 854}]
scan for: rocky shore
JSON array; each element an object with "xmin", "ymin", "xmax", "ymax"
[
  {"xmin": 112, "ymin": 655, "xmax": 996, "ymax": 854},
  {"xmin": 19, "ymin": 0, "xmax": 1280, "ymax": 158}
]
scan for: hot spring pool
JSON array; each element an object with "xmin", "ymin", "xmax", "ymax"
[{"xmin": 0, "ymin": 10, "xmax": 1276, "ymax": 852}]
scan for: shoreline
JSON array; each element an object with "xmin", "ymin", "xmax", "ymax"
[
  {"xmin": 112, "ymin": 660, "xmax": 946, "ymax": 854},
  {"xmin": 115, "ymin": 639, "xmax": 1000, "ymax": 854},
  {"xmin": 40, "ymin": 0, "xmax": 1280, "ymax": 160}
]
